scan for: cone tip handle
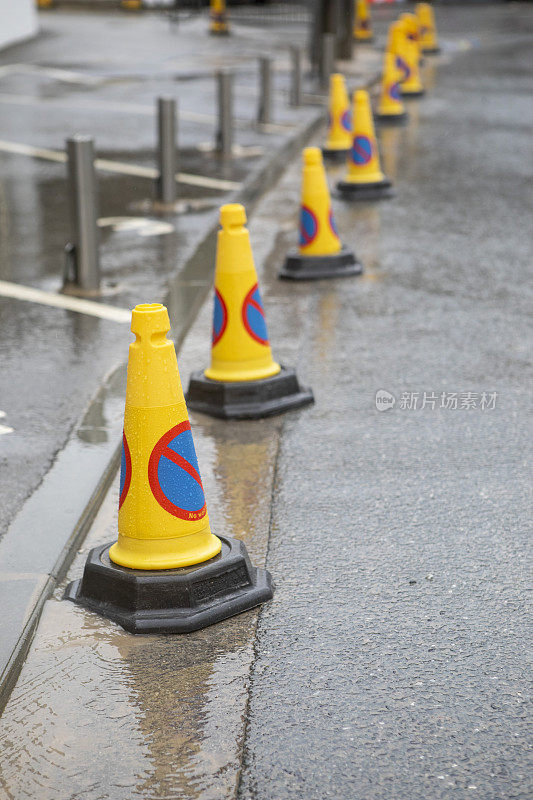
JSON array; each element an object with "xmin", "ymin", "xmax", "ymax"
[
  {"xmin": 131, "ymin": 303, "xmax": 170, "ymax": 339},
  {"xmin": 303, "ymin": 146, "xmax": 323, "ymax": 167},
  {"xmin": 354, "ymin": 88, "xmax": 370, "ymax": 104},
  {"xmin": 330, "ymin": 72, "xmax": 345, "ymax": 85},
  {"xmin": 220, "ymin": 203, "xmax": 247, "ymax": 230}
]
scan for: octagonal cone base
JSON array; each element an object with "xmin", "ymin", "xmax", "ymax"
[
  {"xmin": 185, "ymin": 365, "xmax": 314, "ymax": 420},
  {"xmin": 336, "ymin": 176, "xmax": 395, "ymax": 201},
  {"xmin": 279, "ymin": 244, "xmax": 362, "ymax": 281},
  {"xmin": 400, "ymin": 88, "xmax": 426, "ymax": 99},
  {"xmin": 322, "ymin": 146, "xmax": 350, "ymax": 162},
  {"xmin": 64, "ymin": 536, "xmax": 273, "ymax": 634},
  {"xmin": 374, "ymin": 110, "xmax": 408, "ymax": 126}
]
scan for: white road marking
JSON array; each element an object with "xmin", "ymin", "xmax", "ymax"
[
  {"xmin": 0, "ymin": 140, "xmax": 242, "ymax": 192},
  {"xmin": 0, "ymin": 280, "xmax": 131, "ymax": 323},
  {"xmin": 0, "ymin": 411, "xmax": 14, "ymax": 436},
  {"xmin": 98, "ymin": 216, "xmax": 174, "ymax": 236},
  {"xmin": 0, "ymin": 63, "xmax": 103, "ymax": 85},
  {"xmin": 0, "ymin": 90, "xmax": 296, "ymax": 132}
]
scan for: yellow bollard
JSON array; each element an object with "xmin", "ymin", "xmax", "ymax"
[
  {"xmin": 210, "ymin": 0, "xmax": 230, "ymax": 35},
  {"xmin": 375, "ymin": 52, "xmax": 408, "ymax": 125},
  {"xmin": 280, "ymin": 148, "xmax": 362, "ymax": 280},
  {"xmin": 65, "ymin": 302, "xmax": 273, "ymax": 633},
  {"xmin": 417, "ymin": 3, "xmax": 441, "ymax": 54},
  {"xmin": 336, "ymin": 89, "xmax": 394, "ymax": 201},
  {"xmin": 353, "ymin": 0, "xmax": 373, "ymax": 43},
  {"xmin": 323, "ymin": 74, "xmax": 352, "ymax": 160},
  {"xmin": 186, "ymin": 204, "xmax": 314, "ymax": 417}
]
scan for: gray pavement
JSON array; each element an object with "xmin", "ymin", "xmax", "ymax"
[{"xmin": 0, "ymin": 4, "xmax": 532, "ymax": 800}]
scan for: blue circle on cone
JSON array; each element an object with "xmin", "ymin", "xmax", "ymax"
[
  {"xmin": 149, "ymin": 422, "xmax": 206, "ymax": 520},
  {"xmin": 351, "ymin": 135, "xmax": 373, "ymax": 165},
  {"xmin": 329, "ymin": 209, "xmax": 339, "ymax": 237},
  {"xmin": 390, "ymin": 81, "xmax": 400, "ymax": 101},
  {"xmin": 299, "ymin": 206, "xmax": 318, "ymax": 247},
  {"xmin": 243, "ymin": 285, "xmax": 268, "ymax": 345},
  {"xmin": 341, "ymin": 109, "xmax": 352, "ymax": 132},
  {"xmin": 212, "ymin": 289, "xmax": 227, "ymax": 345},
  {"xmin": 396, "ymin": 56, "xmax": 410, "ymax": 80}
]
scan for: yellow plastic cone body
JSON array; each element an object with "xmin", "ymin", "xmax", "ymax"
[
  {"xmin": 325, "ymin": 74, "xmax": 352, "ymax": 152},
  {"xmin": 205, "ymin": 204, "xmax": 281, "ymax": 383},
  {"xmin": 121, "ymin": 0, "xmax": 141, "ymax": 8},
  {"xmin": 343, "ymin": 90, "xmax": 385, "ymax": 185},
  {"xmin": 354, "ymin": 0, "xmax": 373, "ymax": 41},
  {"xmin": 401, "ymin": 36, "xmax": 424, "ymax": 94},
  {"xmin": 417, "ymin": 3, "xmax": 439, "ymax": 52},
  {"xmin": 298, "ymin": 147, "xmax": 342, "ymax": 257},
  {"xmin": 377, "ymin": 52, "xmax": 406, "ymax": 118},
  {"xmin": 388, "ymin": 23, "xmax": 410, "ymax": 85},
  {"xmin": 400, "ymin": 12, "xmax": 420, "ymax": 48},
  {"xmin": 110, "ymin": 304, "xmax": 221, "ymax": 570},
  {"xmin": 210, "ymin": 0, "xmax": 229, "ymax": 34}
]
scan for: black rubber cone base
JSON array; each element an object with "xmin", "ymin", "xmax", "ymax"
[
  {"xmin": 279, "ymin": 244, "xmax": 362, "ymax": 281},
  {"xmin": 401, "ymin": 88, "xmax": 426, "ymax": 99},
  {"xmin": 423, "ymin": 47, "xmax": 441, "ymax": 55},
  {"xmin": 64, "ymin": 536, "xmax": 273, "ymax": 634},
  {"xmin": 375, "ymin": 111, "xmax": 408, "ymax": 126},
  {"xmin": 322, "ymin": 146, "xmax": 350, "ymax": 162},
  {"xmin": 336, "ymin": 177, "xmax": 394, "ymax": 201},
  {"xmin": 186, "ymin": 365, "xmax": 314, "ymax": 420}
]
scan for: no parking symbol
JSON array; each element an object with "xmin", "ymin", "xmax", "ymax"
[{"xmin": 148, "ymin": 422, "xmax": 207, "ymax": 521}]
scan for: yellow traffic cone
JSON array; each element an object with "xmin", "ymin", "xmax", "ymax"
[
  {"xmin": 388, "ymin": 22, "xmax": 410, "ymax": 85},
  {"xmin": 375, "ymin": 51, "xmax": 408, "ymax": 125},
  {"xmin": 336, "ymin": 90, "xmax": 394, "ymax": 201},
  {"xmin": 398, "ymin": 16, "xmax": 425, "ymax": 98},
  {"xmin": 186, "ymin": 204, "xmax": 314, "ymax": 418},
  {"xmin": 354, "ymin": 0, "xmax": 373, "ymax": 43},
  {"xmin": 210, "ymin": 0, "xmax": 230, "ymax": 35},
  {"xmin": 323, "ymin": 74, "xmax": 352, "ymax": 160},
  {"xmin": 121, "ymin": 0, "xmax": 142, "ymax": 9},
  {"xmin": 417, "ymin": 3, "xmax": 441, "ymax": 54},
  {"xmin": 65, "ymin": 302, "xmax": 273, "ymax": 633},
  {"xmin": 280, "ymin": 148, "xmax": 361, "ymax": 280}
]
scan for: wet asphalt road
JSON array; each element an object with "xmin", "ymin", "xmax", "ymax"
[
  {"xmin": 238, "ymin": 10, "xmax": 533, "ymax": 800},
  {"xmin": 0, "ymin": 5, "xmax": 531, "ymax": 800}
]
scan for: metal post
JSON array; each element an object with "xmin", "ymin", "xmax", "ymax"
[
  {"xmin": 289, "ymin": 45, "xmax": 302, "ymax": 107},
  {"xmin": 64, "ymin": 136, "xmax": 100, "ymax": 293},
  {"xmin": 258, "ymin": 56, "xmax": 273, "ymax": 125},
  {"xmin": 337, "ymin": 0, "xmax": 354, "ymax": 60},
  {"xmin": 156, "ymin": 97, "xmax": 177, "ymax": 205},
  {"xmin": 320, "ymin": 33, "xmax": 336, "ymax": 89},
  {"xmin": 216, "ymin": 70, "xmax": 233, "ymax": 158}
]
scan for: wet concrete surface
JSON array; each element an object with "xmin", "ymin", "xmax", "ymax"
[{"xmin": 0, "ymin": 4, "xmax": 531, "ymax": 800}]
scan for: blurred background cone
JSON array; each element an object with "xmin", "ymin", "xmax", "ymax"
[
  {"xmin": 280, "ymin": 147, "xmax": 362, "ymax": 280},
  {"xmin": 375, "ymin": 52, "xmax": 408, "ymax": 125},
  {"xmin": 186, "ymin": 204, "xmax": 314, "ymax": 418},
  {"xmin": 210, "ymin": 0, "xmax": 230, "ymax": 35},
  {"xmin": 323, "ymin": 74, "xmax": 352, "ymax": 161},
  {"xmin": 417, "ymin": 3, "xmax": 441, "ymax": 54},
  {"xmin": 399, "ymin": 15, "xmax": 425, "ymax": 96},
  {"xmin": 336, "ymin": 90, "xmax": 394, "ymax": 200},
  {"xmin": 354, "ymin": 0, "xmax": 373, "ymax": 43},
  {"xmin": 65, "ymin": 302, "xmax": 273, "ymax": 633}
]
